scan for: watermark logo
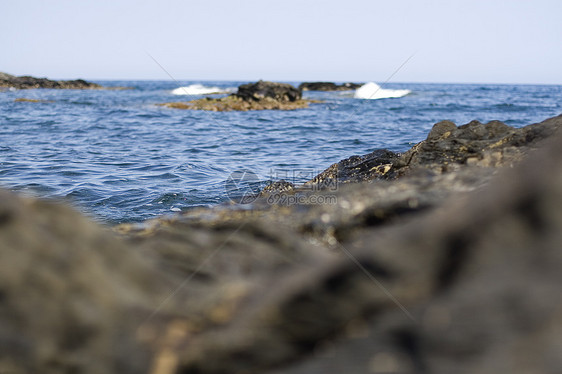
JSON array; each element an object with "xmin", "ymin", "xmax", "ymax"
[
  {"xmin": 269, "ymin": 168, "xmax": 338, "ymax": 191},
  {"xmin": 225, "ymin": 169, "xmax": 261, "ymax": 204},
  {"xmin": 266, "ymin": 193, "xmax": 337, "ymax": 206}
]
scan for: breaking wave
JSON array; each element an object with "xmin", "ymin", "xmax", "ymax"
[
  {"xmin": 171, "ymin": 84, "xmax": 233, "ymax": 95},
  {"xmin": 354, "ymin": 82, "xmax": 411, "ymax": 99}
]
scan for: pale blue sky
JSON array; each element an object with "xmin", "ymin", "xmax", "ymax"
[{"xmin": 3, "ymin": 0, "xmax": 561, "ymax": 83}]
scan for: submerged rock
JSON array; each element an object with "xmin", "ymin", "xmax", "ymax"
[
  {"xmin": 160, "ymin": 95, "xmax": 314, "ymax": 112},
  {"xmin": 1, "ymin": 114, "xmax": 561, "ymax": 374},
  {"xmin": 298, "ymin": 82, "xmax": 363, "ymax": 91},
  {"xmin": 160, "ymin": 80, "xmax": 319, "ymax": 111},
  {"xmin": 14, "ymin": 98, "xmax": 55, "ymax": 103}
]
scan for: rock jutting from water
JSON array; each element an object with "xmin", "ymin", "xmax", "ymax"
[
  {"xmin": 0, "ymin": 71, "xmax": 103, "ymax": 90},
  {"xmin": 298, "ymin": 81, "xmax": 363, "ymax": 91},
  {"xmin": 160, "ymin": 80, "xmax": 319, "ymax": 111},
  {"xmin": 0, "ymin": 72, "xmax": 133, "ymax": 90},
  {"xmin": 0, "ymin": 114, "xmax": 561, "ymax": 374}
]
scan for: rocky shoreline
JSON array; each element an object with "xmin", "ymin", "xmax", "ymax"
[{"xmin": 1, "ymin": 114, "xmax": 561, "ymax": 373}]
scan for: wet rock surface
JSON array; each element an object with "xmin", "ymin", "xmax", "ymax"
[
  {"xmin": 305, "ymin": 116, "xmax": 561, "ymax": 189},
  {"xmin": 238, "ymin": 80, "xmax": 302, "ymax": 102},
  {"xmin": 0, "ymin": 72, "xmax": 103, "ymax": 90},
  {"xmin": 1, "ymin": 114, "xmax": 561, "ymax": 374},
  {"xmin": 298, "ymin": 82, "xmax": 363, "ymax": 91},
  {"xmin": 305, "ymin": 149, "xmax": 400, "ymax": 188},
  {"xmin": 160, "ymin": 80, "xmax": 319, "ymax": 111}
]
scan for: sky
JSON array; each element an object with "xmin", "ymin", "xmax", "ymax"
[{"xmin": 2, "ymin": 0, "xmax": 561, "ymax": 84}]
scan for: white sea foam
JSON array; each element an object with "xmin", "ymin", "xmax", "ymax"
[
  {"xmin": 171, "ymin": 84, "xmax": 233, "ymax": 95},
  {"xmin": 354, "ymin": 82, "xmax": 411, "ymax": 99}
]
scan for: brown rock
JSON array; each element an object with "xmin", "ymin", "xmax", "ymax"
[
  {"xmin": 159, "ymin": 95, "xmax": 315, "ymax": 112},
  {"xmin": 14, "ymin": 98, "xmax": 54, "ymax": 103},
  {"xmin": 159, "ymin": 81, "xmax": 320, "ymax": 111}
]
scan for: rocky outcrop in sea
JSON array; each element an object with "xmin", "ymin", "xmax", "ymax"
[
  {"xmin": 160, "ymin": 80, "xmax": 319, "ymax": 111},
  {"xmin": 0, "ymin": 71, "xmax": 103, "ymax": 90},
  {"xmin": 298, "ymin": 82, "xmax": 363, "ymax": 91},
  {"xmin": 0, "ymin": 114, "xmax": 561, "ymax": 374}
]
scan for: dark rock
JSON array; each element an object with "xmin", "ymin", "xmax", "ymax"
[
  {"xmin": 391, "ymin": 116, "xmax": 561, "ymax": 177},
  {"xmin": 426, "ymin": 120, "xmax": 457, "ymax": 140},
  {"xmin": 160, "ymin": 81, "xmax": 318, "ymax": 111},
  {"xmin": 0, "ymin": 72, "xmax": 103, "ymax": 90},
  {"xmin": 298, "ymin": 82, "xmax": 363, "ymax": 91},
  {"xmin": 1, "ymin": 114, "xmax": 562, "ymax": 374},
  {"xmin": 261, "ymin": 180, "xmax": 296, "ymax": 195},
  {"xmin": 305, "ymin": 149, "xmax": 399, "ymax": 189},
  {"xmin": 0, "ymin": 191, "xmax": 162, "ymax": 374},
  {"xmin": 297, "ymin": 116, "xmax": 562, "ymax": 188},
  {"xmin": 153, "ymin": 115, "xmax": 562, "ymax": 374},
  {"xmin": 237, "ymin": 80, "xmax": 302, "ymax": 102},
  {"xmin": 266, "ymin": 127, "xmax": 562, "ymax": 374}
]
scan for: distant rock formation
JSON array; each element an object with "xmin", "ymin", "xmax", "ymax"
[
  {"xmin": 298, "ymin": 82, "xmax": 363, "ymax": 91},
  {"xmin": 0, "ymin": 72, "xmax": 103, "ymax": 89},
  {"xmin": 238, "ymin": 80, "xmax": 302, "ymax": 102},
  {"xmin": 160, "ymin": 80, "xmax": 319, "ymax": 111}
]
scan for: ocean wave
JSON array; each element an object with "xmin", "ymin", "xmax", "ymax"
[
  {"xmin": 171, "ymin": 84, "xmax": 233, "ymax": 95},
  {"xmin": 354, "ymin": 82, "xmax": 411, "ymax": 100}
]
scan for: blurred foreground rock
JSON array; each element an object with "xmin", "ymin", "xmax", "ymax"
[{"xmin": 0, "ymin": 115, "xmax": 561, "ymax": 374}]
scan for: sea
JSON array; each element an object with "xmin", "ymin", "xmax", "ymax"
[{"xmin": 1, "ymin": 81, "xmax": 561, "ymax": 224}]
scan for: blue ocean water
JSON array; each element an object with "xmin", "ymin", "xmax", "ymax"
[{"xmin": 1, "ymin": 81, "xmax": 561, "ymax": 224}]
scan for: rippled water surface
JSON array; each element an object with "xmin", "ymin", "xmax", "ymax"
[{"xmin": 1, "ymin": 81, "xmax": 560, "ymax": 223}]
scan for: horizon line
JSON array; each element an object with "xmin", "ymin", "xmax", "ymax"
[
  {"xmin": 3, "ymin": 71, "xmax": 561, "ymax": 86},
  {"xmin": 83, "ymin": 78, "xmax": 562, "ymax": 86}
]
